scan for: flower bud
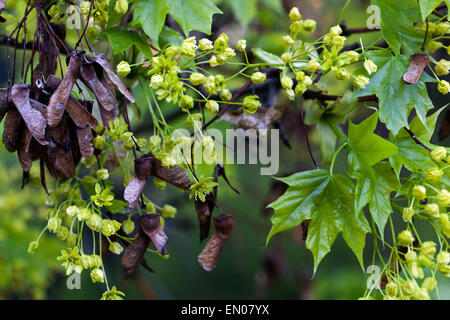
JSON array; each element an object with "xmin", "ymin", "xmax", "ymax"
[
  {"xmin": 67, "ymin": 232, "xmax": 77, "ymax": 247},
  {"xmin": 412, "ymin": 185, "xmax": 427, "ymax": 200},
  {"xmin": 290, "ymin": 21, "xmax": 303, "ymax": 33},
  {"xmin": 56, "ymin": 226, "xmax": 69, "ymax": 240},
  {"xmin": 405, "ymin": 250, "xmax": 417, "ymax": 263},
  {"xmin": 28, "ymin": 240, "xmax": 39, "ymax": 254},
  {"xmin": 150, "ymin": 74, "xmax": 164, "ymax": 88},
  {"xmin": 152, "ymin": 177, "xmax": 166, "ymax": 190},
  {"xmin": 435, "ymin": 59, "xmax": 450, "ymax": 76},
  {"xmin": 181, "ymin": 36, "xmax": 197, "ymax": 58},
  {"xmin": 303, "ymin": 19, "xmax": 316, "ymax": 32},
  {"xmin": 80, "ymin": 1, "xmax": 91, "ymax": 15},
  {"xmin": 425, "ymin": 167, "xmax": 443, "ymax": 183},
  {"xmin": 436, "ymin": 22, "xmax": 450, "ymax": 35},
  {"xmin": 402, "ymin": 207, "xmax": 415, "ymax": 223},
  {"xmin": 424, "ymin": 203, "xmax": 439, "ymax": 217},
  {"xmin": 96, "ymin": 168, "xmax": 109, "ymax": 181},
  {"xmin": 114, "ymin": 0, "xmax": 128, "ymax": 14},
  {"xmin": 420, "ymin": 241, "xmax": 437, "ymax": 257},
  {"xmin": 102, "ymin": 219, "xmax": 121, "ymax": 237},
  {"xmin": 189, "ymin": 73, "xmax": 206, "ymax": 85},
  {"xmin": 87, "ymin": 214, "xmax": 102, "ymax": 232},
  {"xmin": 437, "ymin": 251, "xmax": 450, "ymax": 265},
  {"xmin": 165, "ymin": 45, "xmax": 179, "ymax": 57},
  {"xmin": 119, "ymin": 220, "xmax": 134, "ymax": 236},
  {"xmin": 66, "ymin": 205, "xmax": 80, "ymax": 217},
  {"xmin": 90, "ymin": 268, "xmax": 104, "ymax": 283},
  {"xmin": 149, "ymin": 135, "xmax": 161, "ymax": 150},
  {"xmin": 330, "ymin": 25, "xmax": 343, "ymax": 35},
  {"xmin": 198, "ymin": 38, "xmax": 213, "ymax": 51},
  {"xmin": 283, "ymin": 35, "xmax": 294, "ymax": 46},
  {"xmin": 77, "ymin": 208, "xmax": 91, "ymax": 221},
  {"xmin": 146, "ymin": 201, "xmax": 156, "ymax": 214},
  {"xmin": 402, "ymin": 280, "xmax": 417, "ymax": 296},
  {"xmin": 438, "ymin": 264, "xmax": 450, "ymax": 276},
  {"xmin": 336, "ymin": 68, "xmax": 351, "ymax": 80},
  {"xmin": 410, "ymin": 262, "xmax": 424, "ymax": 279},
  {"xmin": 417, "ymin": 254, "xmax": 435, "ymax": 269},
  {"xmin": 93, "ymin": 136, "xmax": 106, "ymax": 150},
  {"xmin": 205, "ymin": 100, "xmax": 219, "ymax": 113},
  {"xmin": 412, "ymin": 287, "xmax": 430, "ymax": 300},
  {"xmin": 209, "ymin": 55, "xmax": 219, "ymax": 67},
  {"xmin": 220, "ymin": 89, "xmax": 232, "ymax": 102},
  {"xmin": 162, "ymin": 204, "xmax": 177, "ymax": 218},
  {"xmin": 204, "ymin": 76, "xmax": 217, "ymax": 94},
  {"xmin": 438, "ymin": 80, "xmax": 450, "ymax": 95},
  {"xmin": 116, "ymin": 61, "xmax": 131, "ymax": 77},
  {"xmin": 281, "ymin": 76, "xmax": 293, "ymax": 90},
  {"xmin": 251, "ymin": 72, "xmax": 267, "ymax": 84},
  {"xmin": 47, "ymin": 217, "xmax": 61, "ymax": 233},
  {"xmin": 236, "ymin": 39, "xmax": 247, "ymax": 51},
  {"xmin": 437, "ymin": 189, "xmax": 450, "ymax": 207},
  {"xmin": 179, "ymin": 95, "xmax": 194, "ymax": 112},
  {"xmin": 364, "ymin": 59, "xmax": 378, "ymax": 75},
  {"xmin": 289, "ymin": 7, "xmax": 301, "ymax": 21},
  {"xmin": 109, "ymin": 241, "xmax": 124, "ymax": 255},
  {"xmin": 422, "ymin": 277, "xmax": 437, "ymax": 292},
  {"xmin": 431, "ymin": 146, "xmax": 447, "ymax": 162},
  {"xmin": 398, "ymin": 229, "xmax": 415, "ymax": 246},
  {"xmin": 242, "ymin": 95, "xmax": 261, "ymax": 114},
  {"xmin": 353, "ymin": 75, "xmax": 370, "ymax": 89},
  {"xmin": 385, "ymin": 282, "xmax": 398, "ymax": 297},
  {"xmin": 306, "ymin": 61, "xmax": 320, "ymax": 74},
  {"xmin": 281, "ymin": 52, "xmax": 293, "ymax": 63}
]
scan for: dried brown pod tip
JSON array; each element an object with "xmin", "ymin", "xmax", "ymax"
[
  {"xmin": 403, "ymin": 53, "xmax": 429, "ymax": 84},
  {"xmin": 121, "ymin": 231, "xmax": 150, "ymax": 278},
  {"xmin": 140, "ymin": 214, "xmax": 168, "ymax": 255},
  {"xmin": 198, "ymin": 214, "xmax": 234, "ymax": 271}
]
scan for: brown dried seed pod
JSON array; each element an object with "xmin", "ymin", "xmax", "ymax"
[
  {"xmin": 124, "ymin": 175, "xmax": 146, "ymax": 212},
  {"xmin": 47, "ymin": 55, "xmax": 81, "ymax": 126},
  {"xmin": 45, "ymin": 75, "xmax": 98, "ymax": 129},
  {"xmin": 0, "ymin": 88, "xmax": 10, "ymax": 122},
  {"xmin": 2, "ymin": 107, "xmax": 23, "ymax": 152},
  {"xmin": 198, "ymin": 214, "xmax": 234, "ymax": 271},
  {"xmin": 140, "ymin": 214, "xmax": 168, "ymax": 255},
  {"xmin": 150, "ymin": 153, "xmax": 193, "ymax": 190},
  {"xmin": 135, "ymin": 153, "xmax": 152, "ymax": 181},
  {"xmin": 44, "ymin": 115, "xmax": 75, "ymax": 178},
  {"xmin": 93, "ymin": 53, "xmax": 135, "ymax": 103},
  {"xmin": 80, "ymin": 63, "xmax": 117, "ymax": 112},
  {"xmin": 11, "ymin": 84, "xmax": 47, "ymax": 145},
  {"xmin": 17, "ymin": 128, "xmax": 33, "ymax": 172},
  {"xmin": 221, "ymin": 105, "xmax": 283, "ymax": 131},
  {"xmin": 76, "ymin": 126, "xmax": 94, "ymax": 158},
  {"xmin": 403, "ymin": 53, "xmax": 429, "ymax": 84},
  {"xmin": 195, "ymin": 194, "xmax": 215, "ymax": 241},
  {"xmin": 121, "ymin": 231, "xmax": 151, "ymax": 277}
]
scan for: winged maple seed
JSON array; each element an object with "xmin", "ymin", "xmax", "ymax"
[
  {"xmin": 140, "ymin": 214, "xmax": 168, "ymax": 255},
  {"xmin": 195, "ymin": 194, "xmax": 216, "ymax": 241},
  {"xmin": 11, "ymin": 84, "xmax": 48, "ymax": 146},
  {"xmin": 121, "ymin": 229, "xmax": 151, "ymax": 277},
  {"xmin": 124, "ymin": 152, "xmax": 192, "ymax": 211},
  {"xmin": 198, "ymin": 214, "xmax": 234, "ymax": 271},
  {"xmin": 220, "ymin": 104, "xmax": 283, "ymax": 132},
  {"xmin": 403, "ymin": 53, "xmax": 430, "ymax": 84},
  {"xmin": 47, "ymin": 54, "xmax": 82, "ymax": 127},
  {"xmin": 2, "ymin": 107, "xmax": 23, "ymax": 152}
]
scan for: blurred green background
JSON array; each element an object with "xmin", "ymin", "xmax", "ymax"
[{"xmin": 0, "ymin": 0, "xmax": 449, "ymax": 300}]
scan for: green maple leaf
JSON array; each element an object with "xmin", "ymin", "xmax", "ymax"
[
  {"xmin": 348, "ymin": 111, "xmax": 398, "ymax": 170},
  {"xmin": 372, "ymin": 0, "xmax": 424, "ymax": 55},
  {"xmin": 419, "ymin": 0, "xmax": 450, "ymax": 21},
  {"xmin": 389, "ymin": 106, "xmax": 447, "ymax": 176},
  {"xmin": 354, "ymin": 162, "xmax": 399, "ymax": 238},
  {"xmin": 106, "ymin": 28, "xmax": 153, "ymax": 58},
  {"xmin": 357, "ymin": 51, "xmax": 434, "ymax": 135},
  {"xmin": 267, "ymin": 170, "xmax": 369, "ymax": 272},
  {"xmin": 132, "ymin": 0, "xmax": 222, "ymax": 47}
]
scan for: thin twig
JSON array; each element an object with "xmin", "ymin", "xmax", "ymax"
[
  {"xmin": 299, "ymin": 96, "xmax": 319, "ymax": 169},
  {"xmin": 404, "ymin": 128, "xmax": 432, "ymax": 152}
]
